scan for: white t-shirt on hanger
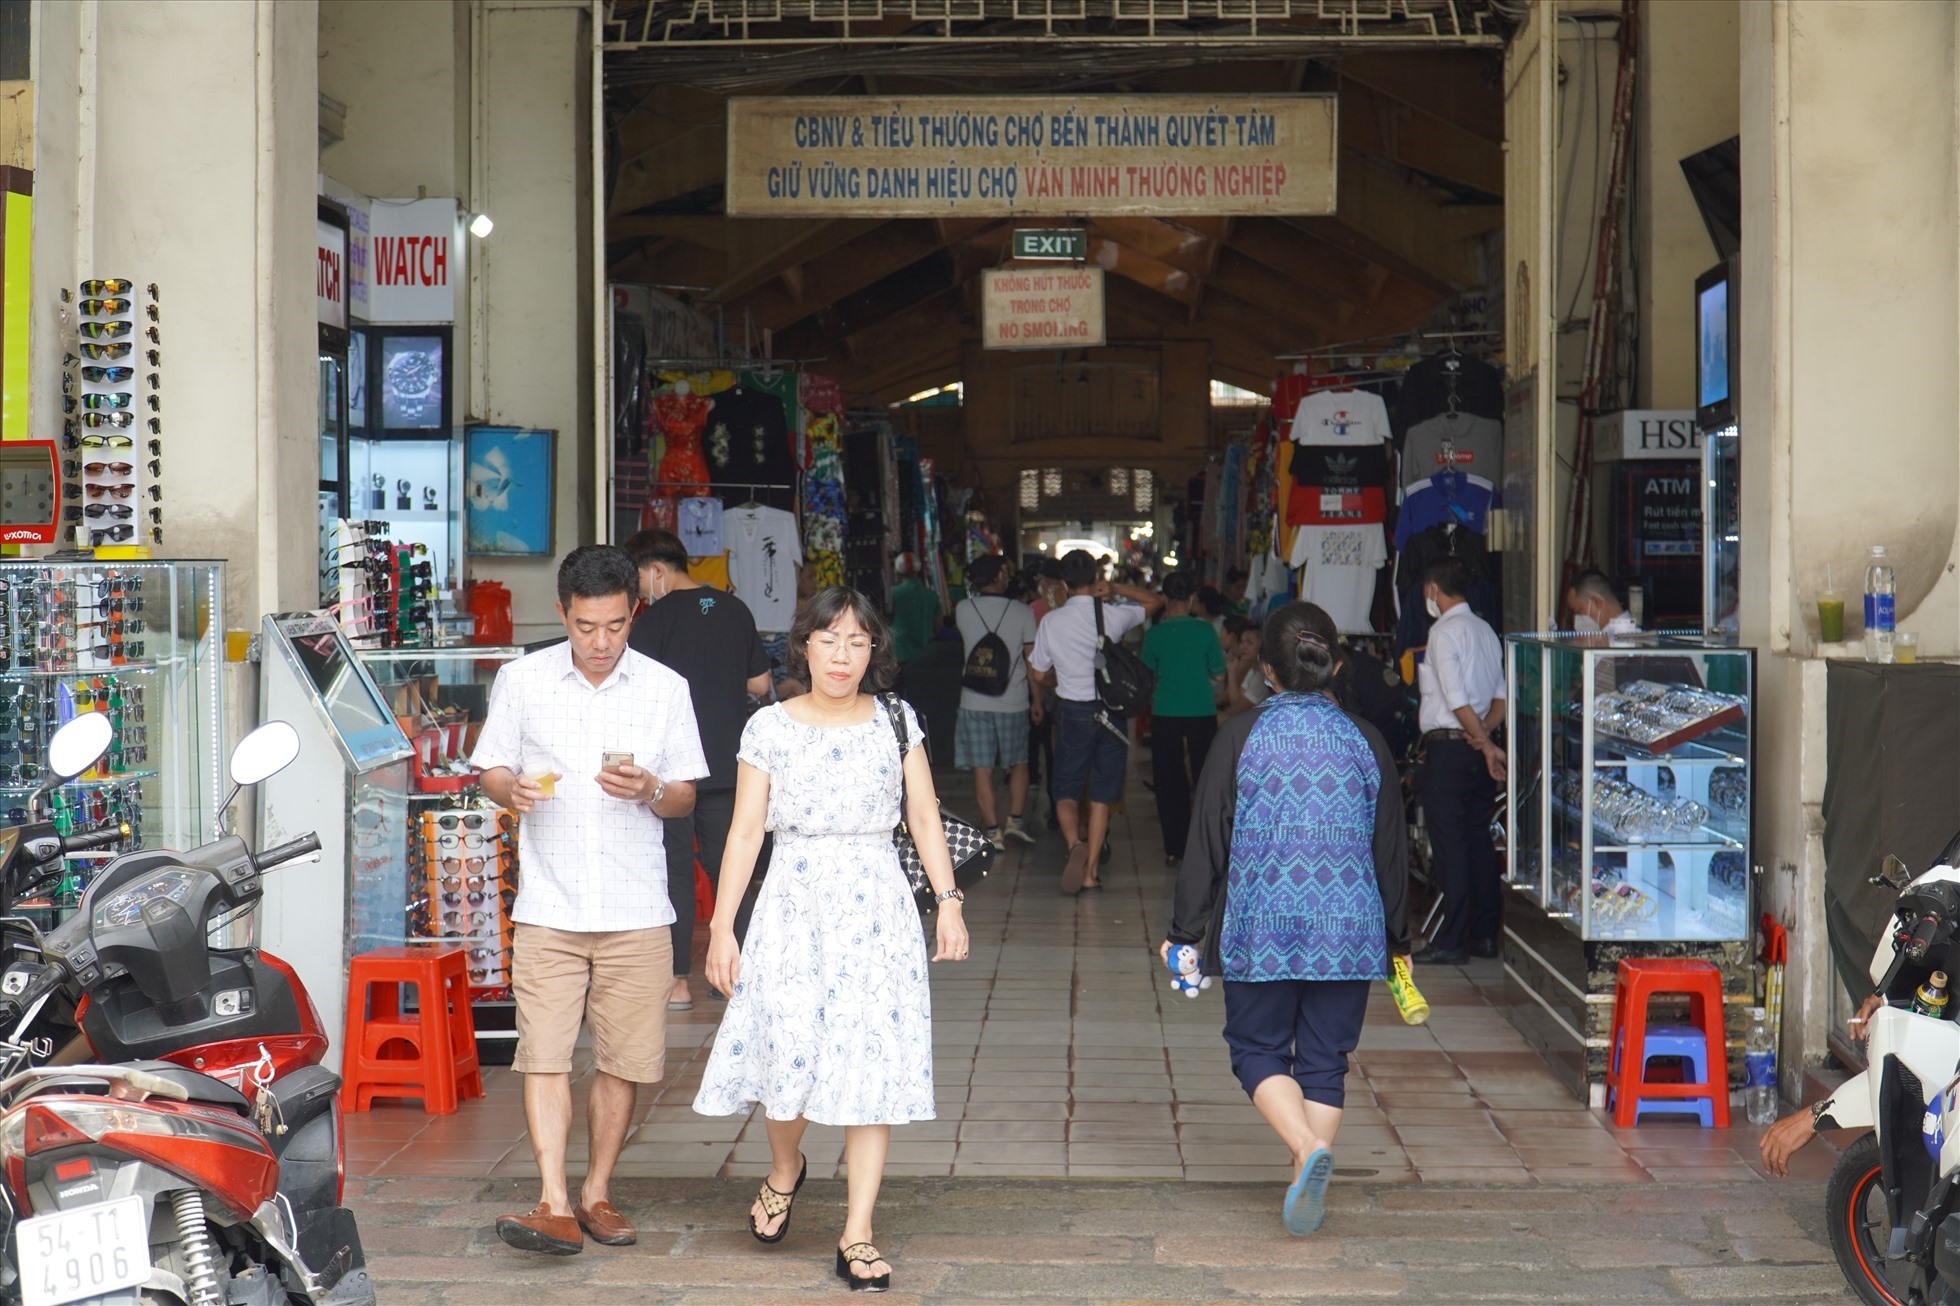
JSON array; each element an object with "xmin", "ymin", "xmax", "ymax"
[
  {"xmin": 724, "ymin": 505, "xmax": 803, "ymax": 633},
  {"xmin": 1288, "ymin": 389, "xmax": 1393, "ymax": 447},
  {"xmin": 1287, "ymin": 522, "xmax": 1388, "ymax": 634}
]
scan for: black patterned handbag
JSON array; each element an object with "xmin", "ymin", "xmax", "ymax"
[{"xmin": 882, "ymin": 694, "xmax": 993, "ymax": 904}]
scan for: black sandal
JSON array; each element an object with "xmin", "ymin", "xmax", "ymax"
[
  {"xmin": 835, "ymin": 1242, "xmax": 891, "ymax": 1293},
  {"xmin": 747, "ymin": 1154, "xmax": 807, "ymax": 1244}
]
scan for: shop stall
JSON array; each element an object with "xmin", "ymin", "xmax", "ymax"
[
  {"xmin": 1502, "ymin": 632, "xmax": 1756, "ymax": 1100},
  {"xmin": 256, "ymin": 612, "xmax": 529, "ymax": 1070}
]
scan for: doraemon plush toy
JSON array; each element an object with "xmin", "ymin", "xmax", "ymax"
[{"xmin": 1166, "ymin": 944, "xmax": 1212, "ymax": 998}]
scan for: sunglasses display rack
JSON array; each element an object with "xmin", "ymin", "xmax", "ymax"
[
  {"xmin": 61, "ymin": 279, "xmax": 163, "ymax": 550},
  {"xmin": 0, "ymin": 562, "xmax": 227, "ymax": 925},
  {"xmin": 411, "ymin": 805, "xmax": 519, "ymax": 994},
  {"xmin": 321, "ymin": 518, "xmax": 439, "ymax": 647}
]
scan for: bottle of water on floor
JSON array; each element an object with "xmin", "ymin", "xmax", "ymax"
[
  {"xmin": 1865, "ymin": 545, "xmax": 1896, "ymax": 663},
  {"xmin": 1744, "ymin": 1007, "xmax": 1777, "ymax": 1125}
]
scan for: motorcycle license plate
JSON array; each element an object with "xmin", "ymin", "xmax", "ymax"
[{"xmin": 16, "ymin": 1195, "xmax": 149, "ymax": 1306}]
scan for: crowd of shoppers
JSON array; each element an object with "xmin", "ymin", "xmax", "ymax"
[{"xmin": 472, "ymin": 535, "xmax": 1542, "ymax": 1270}]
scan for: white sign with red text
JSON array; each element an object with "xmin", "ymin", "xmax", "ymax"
[
  {"xmin": 368, "ymin": 198, "xmax": 457, "ymax": 323},
  {"xmin": 316, "ymin": 218, "xmax": 347, "ymax": 329}
]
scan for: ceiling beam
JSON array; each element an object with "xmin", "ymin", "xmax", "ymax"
[
  {"xmin": 1226, "ymin": 219, "xmax": 1389, "ymax": 307},
  {"xmin": 1339, "ymin": 79, "xmax": 1504, "ymax": 197},
  {"xmin": 608, "ymin": 120, "xmax": 725, "ymax": 218},
  {"xmin": 1337, "ymin": 51, "xmax": 1502, "ymax": 143},
  {"xmin": 708, "ymin": 219, "xmax": 882, "ymax": 302},
  {"xmin": 1289, "ymin": 151, "xmax": 1500, "ymax": 293}
]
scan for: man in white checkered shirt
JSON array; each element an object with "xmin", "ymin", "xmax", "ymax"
[{"xmin": 470, "ymin": 546, "xmax": 709, "ymax": 1257}]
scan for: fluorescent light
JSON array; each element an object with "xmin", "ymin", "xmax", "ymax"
[{"xmin": 468, "ymin": 212, "xmax": 494, "ymax": 238}]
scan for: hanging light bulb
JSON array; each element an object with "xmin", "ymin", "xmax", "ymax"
[{"xmin": 468, "ymin": 212, "xmax": 495, "ymax": 238}]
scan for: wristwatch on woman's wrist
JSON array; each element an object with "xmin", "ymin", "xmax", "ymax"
[{"xmin": 936, "ymin": 888, "xmax": 965, "ymax": 904}]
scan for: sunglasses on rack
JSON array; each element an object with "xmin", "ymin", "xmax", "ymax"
[
  {"xmin": 81, "ymin": 434, "xmax": 133, "ymax": 450},
  {"xmin": 89, "ymin": 526, "xmax": 134, "ymax": 546},
  {"xmin": 80, "ymin": 367, "xmax": 133, "ymax": 384},
  {"xmin": 78, "ymin": 322, "xmax": 132, "ymax": 340},
  {"xmin": 81, "ymin": 394, "xmax": 133, "ymax": 412},
  {"xmin": 80, "ymin": 412, "xmax": 133, "ymax": 430},
  {"xmin": 79, "ymin": 280, "xmax": 134, "ymax": 298},
  {"xmin": 79, "ymin": 299, "xmax": 132, "ymax": 317},
  {"xmin": 79, "ymin": 342, "xmax": 131, "ymax": 362}
]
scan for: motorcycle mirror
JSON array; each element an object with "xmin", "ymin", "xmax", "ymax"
[
  {"xmin": 1874, "ymin": 854, "xmax": 1913, "ymax": 891},
  {"xmin": 229, "ymin": 722, "xmax": 300, "ymax": 787},
  {"xmin": 43, "ymin": 713, "xmax": 113, "ymax": 783}
]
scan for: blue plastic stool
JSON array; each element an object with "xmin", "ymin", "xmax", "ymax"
[{"xmin": 1608, "ymin": 1025, "xmax": 1715, "ymax": 1126}]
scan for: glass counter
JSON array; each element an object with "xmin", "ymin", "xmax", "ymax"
[
  {"xmin": 0, "ymin": 561, "xmax": 225, "ymax": 917},
  {"xmin": 1506, "ymin": 633, "xmax": 1754, "ymax": 942}
]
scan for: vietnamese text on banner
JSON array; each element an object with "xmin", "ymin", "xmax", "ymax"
[{"xmin": 725, "ymin": 95, "xmax": 1338, "ymax": 218}]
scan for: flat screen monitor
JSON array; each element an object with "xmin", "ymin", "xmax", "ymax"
[{"xmin": 1696, "ymin": 260, "xmax": 1736, "ymax": 430}]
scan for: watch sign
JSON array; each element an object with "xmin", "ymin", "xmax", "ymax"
[
  {"xmin": 367, "ymin": 198, "xmax": 457, "ymax": 323},
  {"xmin": 316, "ymin": 218, "xmax": 347, "ymax": 330}
]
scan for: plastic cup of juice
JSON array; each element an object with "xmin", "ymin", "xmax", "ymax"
[
  {"xmin": 526, "ymin": 767, "xmax": 557, "ymax": 799},
  {"xmin": 1897, "ymin": 632, "xmax": 1919, "ymax": 665},
  {"xmin": 1818, "ymin": 592, "xmax": 1845, "ymax": 644}
]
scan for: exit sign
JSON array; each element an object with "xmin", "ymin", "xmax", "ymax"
[{"xmin": 1012, "ymin": 229, "xmax": 1087, "ymax": 261}]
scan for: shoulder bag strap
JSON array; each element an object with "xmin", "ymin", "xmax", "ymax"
[{"xmin": 882, "ymin": 693, "xmax": 911, "ymax": 815}]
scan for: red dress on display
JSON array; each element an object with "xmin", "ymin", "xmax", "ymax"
[{"xmin": 653, "ymin": 390, "xmax": 713, "ymax": 497}]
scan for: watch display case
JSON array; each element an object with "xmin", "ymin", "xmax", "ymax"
[
  {"xmin": 0, "ymin": 561, "xmax": 224, "ymax": 919},
  {"xmin": 1506, "ymin": 633, "xmax": 1754, "ymax": 942}
]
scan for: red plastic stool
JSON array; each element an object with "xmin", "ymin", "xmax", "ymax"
[
  {"xmin": 340, "ymin": 947, "xmax": 483, "ymax": 1114},
  {"xmin": 1603, "ymin": 957, "xmax": 1730, "ymax": 1127}
]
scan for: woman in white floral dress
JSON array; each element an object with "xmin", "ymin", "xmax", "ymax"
[{"xmin": 697, "ymin": 587, "xmax": 968, "ymax": 1293}]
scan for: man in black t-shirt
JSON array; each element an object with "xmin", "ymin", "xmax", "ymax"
[{"xmin": 624, "ymin": 529, "xmax": 773, "ymax": 1009}]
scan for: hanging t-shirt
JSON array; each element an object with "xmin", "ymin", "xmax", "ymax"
[
  {"xmin": 1395, "ymin": 354, "xmax": 1505, "ymax": 430},
  {"xmin": 1401, "ymin": 413, "xmax": 1504, "ymax": 490},
  {"xmin": 1393, "ymin": 470, "xmax": 1497, "ymax": 551},
  {"xmin": 1288, "ymin": 523, "xmax": 1388, "ymax": 634},
  {"xmin": 1289, "ymin": 389, "xmax": 1393, "ymax": 446},
  {"xmin": 687, "ymin": 554, "xmax": 730, "ymax": 590},
  {"xmin": 676, "ymin": 496, "xmax": 725, "ymax": 557},
  {"xmin": 1286, "ymin": 389, "xmax": 1392, "ymax": 526},
  {"xmin": 704, "ymin": 385, "xmax": 797, "ymax": 509},
  {"xmin": 724, "ymin": 505, "xmax": 803, "ymax": 632}
]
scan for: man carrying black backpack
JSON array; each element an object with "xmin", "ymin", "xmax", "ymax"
[
  {"xmin": 954, "ymin": 555, "xmax": 1041, "ymax": 850},
  {"xmin": 1029, "ymin": 550, "xmax": 1165, "ymax": 894}
]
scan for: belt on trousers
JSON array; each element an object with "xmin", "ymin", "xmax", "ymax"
[{"xmin": 1422, "ymin": 728, "xmax": 1470, "ymax": 742}]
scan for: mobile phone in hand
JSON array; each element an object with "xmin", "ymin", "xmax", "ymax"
[{"xmin": 602, "ymin": 750, "xmax": 634, "ymax": 772}]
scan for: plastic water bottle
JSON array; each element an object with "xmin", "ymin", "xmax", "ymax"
[
  {"xmin": 1865, "ymin": 545, "xmax": 1897, "ymax": 663},
  {"xmin": 1744, "ymin": 1007, "xmax": 1777, "ymax": 1125}
]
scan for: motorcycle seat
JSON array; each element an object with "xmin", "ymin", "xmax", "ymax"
[{"xmin": 123, "ymin": 1060, "xmax": 250, "ymax": 1114}]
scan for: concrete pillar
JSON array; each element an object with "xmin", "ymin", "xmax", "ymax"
[
  {"xmin": 29, "ymin": 0, "xmax": 320, "ymax": 714},
  {"xmin": 1739, "ymin": 0, "xmax": 1960, "ymax": 1079}
]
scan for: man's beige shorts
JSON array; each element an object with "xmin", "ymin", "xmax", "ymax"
[{"xmin": 511, "ymin": 924, "xmax": 671, "ymax": 1083}]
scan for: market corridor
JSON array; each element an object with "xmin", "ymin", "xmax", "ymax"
[
  {"xmin": 348, "ymin": 778, "xmax": 1853, "ymax": 1303},
  {"xmin": 349, "ymin": 781, "xmax": 1825, "ymax": 1186}
]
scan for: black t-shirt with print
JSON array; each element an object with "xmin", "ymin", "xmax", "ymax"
[
  {"xmin": 704, "ymin": 385, "xmax": 797, "ymax": 510},
  {"xmin": 629, "ymin": 587, "xmax": 772, "ymax": 791}
]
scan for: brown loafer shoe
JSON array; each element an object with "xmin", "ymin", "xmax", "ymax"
[
  {"xmin": 496, "ymin": 1205, "xmax": 583, "ymax": 1255},
  {"xmin": 575, "ymin": 1199, "xmax": 637, "ymax": 1246}
]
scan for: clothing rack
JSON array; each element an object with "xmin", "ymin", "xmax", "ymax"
[
  {"xmin": 644, "ymin": 356, "xmax": 822, "ymax": 370},
  {"xmin": 649, "ymin": 480, "xmax": 796, "ymax": 495}
]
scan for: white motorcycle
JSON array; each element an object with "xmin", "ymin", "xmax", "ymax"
[{"xmin": 1820, "ymin": 835, "xmax": 1960, "ymax": 1306}]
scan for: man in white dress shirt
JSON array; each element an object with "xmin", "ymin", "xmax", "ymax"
[
  {"xmin": 1415, "ymin": 556, "xmax": 1507, "ymax": 965},
  {"xmin": 471, "ymin": 546, "xmax": 709, "ymax": 1256}
]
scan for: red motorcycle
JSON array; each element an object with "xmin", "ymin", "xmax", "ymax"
[{"xmin": 0, "ymin": 720, "xmax": 373, "ymax": 1306}]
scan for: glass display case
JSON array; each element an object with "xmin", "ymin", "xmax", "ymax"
[
  {"xmin": 355, "ymin": 644, "xmax": 529, "ymax": 1063},
  {"xmin": 1703, "ymin": 423, "xmax": 1740, "ymax": 642},
  {"xmin": 0, "ymin": 561, "xmax": 225, "ymax": 919},
  {"xmin": 1506, "ymin": 633, "xmax": 1754, "ymax": 942}
]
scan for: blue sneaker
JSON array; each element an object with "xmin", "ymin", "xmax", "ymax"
[{"xmin": 1283, "ymin": 1147, "xmax": 1334, "ymax": 1236}]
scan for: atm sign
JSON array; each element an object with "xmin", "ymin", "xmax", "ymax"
[{"xmin": 1012, "ymin": 229, "xmax": 1087, "ymax": 261}]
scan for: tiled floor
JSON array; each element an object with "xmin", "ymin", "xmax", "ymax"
[{"xmin": 347, "ymin": 772, "xmax": 1829, "ymax": 1189}]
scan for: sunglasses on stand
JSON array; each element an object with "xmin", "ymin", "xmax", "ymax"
[
  {"xmin": 79, "ymin": 342, "xmax": 132, "ymax": 362},
  {"xmin": 79, "ymin": 280, "xmax": 134, "ymax": 298}
]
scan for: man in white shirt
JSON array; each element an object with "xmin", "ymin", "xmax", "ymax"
[
  {"xmin": 1415, "ymin": 557, "xmax": 1508, "ymax": 965},
  {"xmin": 1028, "ymin": 550, "xmax": 1165, "ymax": 894},
  {"xmin": 954, "ymin": 555, "xmax": 1040, "ymax": 849},
  {"xmin": 470, "ymin": 546, "xmax": 710, "ymax": 1256}
]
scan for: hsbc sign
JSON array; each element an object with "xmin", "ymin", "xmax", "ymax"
[{"xmin": 368, "ymin": 198, "xmax": 458, "ymax": 323}]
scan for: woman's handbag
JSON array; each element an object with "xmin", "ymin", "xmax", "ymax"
[{"xmin": 882, "ymin": 694, "xmax": 993, "ymax": 904}]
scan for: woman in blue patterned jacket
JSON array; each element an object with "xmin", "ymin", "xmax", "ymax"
[{"xmin": 1163, "ymin": 600, "xmax": 1410, "ymax": 1237}]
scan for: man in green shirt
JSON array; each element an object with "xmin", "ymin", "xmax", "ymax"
[
  {"xmin": 1141, "ymin": 572, "xmax": 1228, "ymax": 866},
  {"xmin": 890, "ymin": 552, "xmax": 942, "ymax": 666}
]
